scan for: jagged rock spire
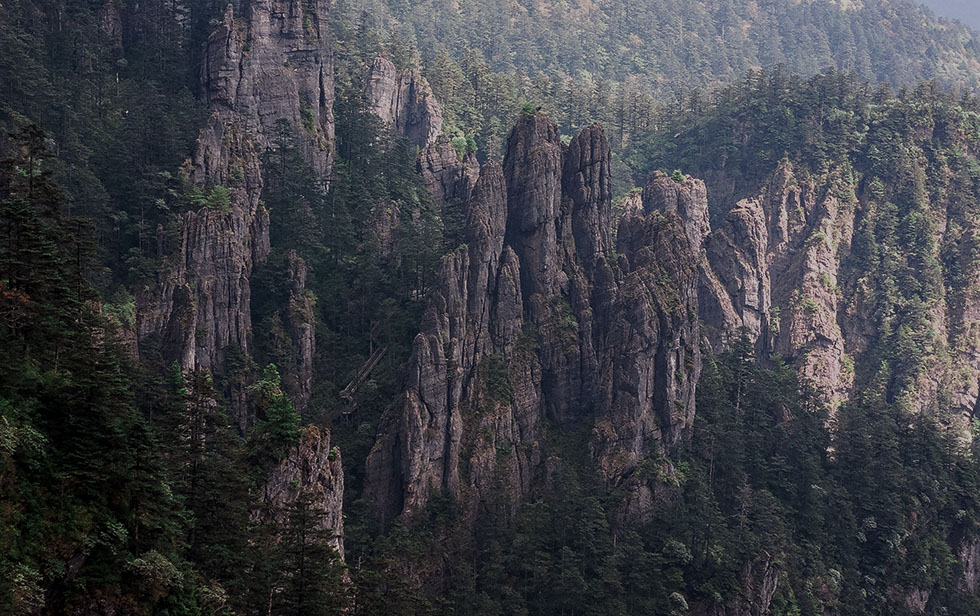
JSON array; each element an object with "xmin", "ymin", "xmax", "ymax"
[{"xmin": 365, "ymin": 115, "xmax": 702, "ymax": 526}]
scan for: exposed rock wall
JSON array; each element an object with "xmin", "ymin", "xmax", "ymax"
[
  {"xmin": 201, "ymin": 0, "xmax": 335, "ymax": 178},
  {"xmin": 364, "ymin": 55, "xmax": 444, "ymax": 149},
  {"xmin": 365, "ymin": 115, "xmax": 701, "ymax": 526},
  {"xmin": 283, "ymin": 251, "xmax": 316, "ymax": 416},
  {"xmin": 642, "ymin": 170, "xmax": 711, "ymax": 253},
  {"xmin": 417, "ymin": 136, "xmax": 480, "ymax": 205},
  {"xmin": 256, "ymin": 426, "xmax": 345, "ymax": 557},
  {"xmin": 665, "ymin": 157, "xmax": 980, "ymax": 427},
  {"xmin": 136, "ymin": 121, "xmax": 270, "ymax": 378},
  {"xmin": 691, "ymin": 557, "xmax": 780, "ymax": 616},
  {"xmin": 679, "ymin": 163, "xmax": 854, "ymax": 409},
  {"xmin": 137, "ymin": 0, "xmax": 335, "ymax": 396}
]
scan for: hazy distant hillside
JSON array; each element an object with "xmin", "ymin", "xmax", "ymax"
[
  {"xmin": 919, "ymin": 0, "xmax": 980, "ymax": 29},
  {"xmin": 334, "ymin": 0, "xmax": 980, "ymax": 167},
  {"xmin": 344, "ymin": 0, "xmax": 980, "ymax": 92}
]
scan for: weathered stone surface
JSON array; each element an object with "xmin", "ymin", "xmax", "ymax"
[
  {"xmin": 700, "ymin": 197, "xmax": 771, "ymax": 352},
  {"xmin": 958, "ymin": 539, "xmax": 980, "ymax": 594},
  {"xmin": 366, "ymin": 115, "xmax": 701, "ymax": 526},
  {"xmin": 418, "ymin": 136, "xmax": 480, "ymax": 205},
  {"xmin": 137, "ymin": 120, "xmax": 270, "ymax": 378},
  {"xmin": 364, "ymin": 55, "xmax": 443, "ymax": 149},
  {"xmin": 364, "ymin": 163, "xmax": 515, "ymax": 525},
  {"xmin": 642, "ymin": 171, "xmax": 711, "ymax": 253},
  {"xmin": 563, "ymin": 124, "xmax": 612, "ymax": 266},
  {"xmin": 691, "ymin": 557, "xmax": 780, "ymax": 616},
  {"xmin": 283, "ymin": 251, "xmax": 316, "ymax": 415},
  {"xmin": 137, "ymin": 0, "xmax": 335, "ymax": 423},
  {"xmin": 503, "ymin": 113, "xmax": 564, "ymax": 313},
  {"xmin": 594, "ymin": 207, "xmax": 700, "ymax": 489},
  {"xmin": 256, "ymin": 426, "xmax": 345, "ymax": 557},
  {"xmin": 201, "ymin": 0, "xmax": 335, "ymax": 178},
  {"xmin": 681, "ymin": 163, "xmax": 853, "ymax": 409}
]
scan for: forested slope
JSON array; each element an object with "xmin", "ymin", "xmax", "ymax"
[
  {"xmin": 5, "ymin": 1, "xmax": 980, "ymax": 616},
  {"xmin": 337, "ymin": 0, "xmax": 980, "ymax": 161}
]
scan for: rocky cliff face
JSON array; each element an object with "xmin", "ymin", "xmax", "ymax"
[
  {"xmin": 364, "ymin": 55, "xmax": 444, "ymax": 149},
  {"xmin": 137, "ymin": 0, "xmax": 335, "ymax": 409},
  {"xmin": 136, "ymin": 121, "xmax": 270, "ymax": 385},
  {"xmin": 651, "ymin": 152, "xmax": 980, "ymax": 437},
  {"xmin": 417, "ymin": 136, "xmax": 480, "ymax": 206},
  {"xmin": 365, "ymin": 115, "xmax": 701, "ymax": 526},
  {"xmin": 677, "ymin": 158, "xmax": 978, "ymax": 427},
  {"xmin": 201, "ymin": 0, "xmax": 335, "ymax": 178},
  {"xmin": 666, "ymin": 163, "xmax": 855, "ymax": 411},
  {"xmin": 256, "ymin": 426, "xmax": 345, "ymax": 557},
  {"xmin": 282, "ymin": 250, "xmax": 316, "ymax": 416},
  {"xmin": 692, "ymin": 558, "xmax": 780, "ymax": 616}
]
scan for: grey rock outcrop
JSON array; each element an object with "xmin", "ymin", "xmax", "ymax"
[
  {"xmin": 137, "ymin": 0, "xmax": 336, "ymax": 410},
  {"xmin": 256, "ymin": 426, "xmax": 345, "ymax": 557},
  {"xmin": 136, "ymin": 122, "xmax": 270, "ymax": 379},
  {"xmin": 364, "ymin": 55, "xmax": 444, "ymax": 149},
  {"xmin": 691, "ymin": 557, "xmax": 780, "ymax": 616},
  {"xmin": 958, "ymin": 539, "xmax": 980, "ymax": 594},
  {"xmin": 642, "ymin": 170, "xmax": 711, "ymax": 253},
  {"xmin": 201, "ymin": 0, "xmax": 335, "ymax": 178},
  {"xmin": 683, "ymin": 163, "xmax": 853, "ymax": 409},
  {"xmin": 699, "ymin": 196, "xmax": 770, "ymax": 352},
  {"xmin": 593, "ymin": 202, "xmax": 700, "ymax": 488},
  {"xmin": 97, "ymin": 0, "xmax": 123, "ymax": 55},
  {"xmin": 417, "ymin": 136, "xmax": 480, "ymax": 205},
  {"xmin": 283, "ymin": 251, "xmax": 316, "ymax": 416},
  {"xmin": 365, "ymin": 115, "xmax": 701, "ymax": 526}
]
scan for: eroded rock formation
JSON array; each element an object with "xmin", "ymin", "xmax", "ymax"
[
  {"xmin": 201, "ymin": 0, "xmax": 335, "ymax": 177},
  {"xmin": 671, "ymin": 163, "xmax": 855, "ymax": 410},
  {"xmin": 137, "ymin": 0, "xmax": 335, "ymax": 390},
  {"xmin": 365, "ymin": 115, "xmax": 701, "ymax": 526},
  {"xmin": 136, "ymin": 121, "xmax": 270, "ymax": 377},
  {"xmin": 256, "ymin": 426, "xmax": 345, "ymax": 557},
  {"xmin": 364, "ymin": 55, "xmax": 444, "ymax": 149},
  {"xmin": 283, "ymin": 250, "xmax": 316, "ymax": 416},
  {"xmin": 417, "ymin": 135, "xmax": 480, "ymax": 206}
]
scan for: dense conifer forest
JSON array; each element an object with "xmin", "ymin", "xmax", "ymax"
[{"xmin": 5, "ymin": 1, "xmax": 980, "ymax": 615}]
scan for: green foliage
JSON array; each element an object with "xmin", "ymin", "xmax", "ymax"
[
  {"xmin": 479, "ymin": 355, "xmax": 512, "ymax": 405},
  {"xmin": 103, "ymin": 288, "xmax": 137, "ymax": 328},
  {"xmin": 448, "ymin": 129, "xmax": 478, "ymax": 157},
  {"xmin": 206, "ymin": 185, "xmax": 232, "ymax": 214},
  {"xmin": 248, "ymin": 489, "xmax": 350, "ymax": 616},
  {"xmin": 337, "ymin": 0, "xmax": 980, "ymax": 168},
  {"xmin": 0, "ymin": 125, "xmax": 206, "ymax": 615},
  {"xmin": 671, "ymin": 169, "xmax": 685, "ymax": 183},
  {"xmin": 185, "ymin": 182, "xmax": 234, "ymax": 215},
  {"xmin": 250, "ymin": 365, "xmax": 302, "ymax": 464},
  {"xmin": 346, "ymin": 337, "xmax": 980, "ymax": 616},
  {"xmin": 302, "ymin": 107, "xmax": 317, "ymax": 134},
  {"xmin": 6, "ymin": 0, "xmax": 980, "ymax": 613}
]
